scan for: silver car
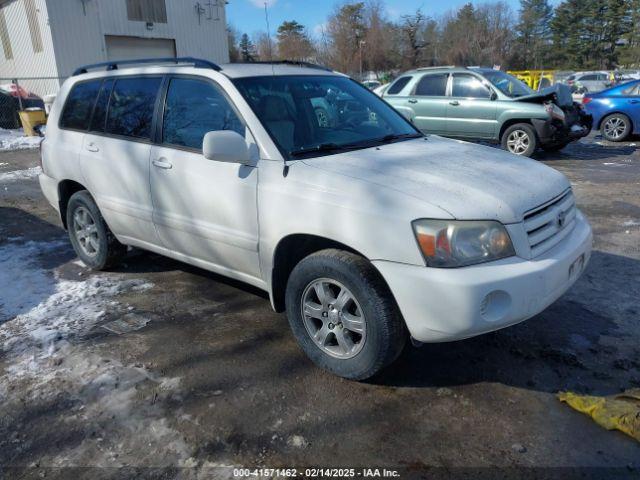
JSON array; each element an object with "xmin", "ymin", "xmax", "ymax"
[{"xmin": 565, "ymin": 71, "xmax": 611, "ymax": 94}]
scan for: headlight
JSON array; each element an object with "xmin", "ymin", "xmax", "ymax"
[
  {"xmin": 545, "ymin": 103, "xmax": 565, "ymax": 121},
  {"xmin": 412, "ymin": 219, "xmax": 515, "ymax": 268}
]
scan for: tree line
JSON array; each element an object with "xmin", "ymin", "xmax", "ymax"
[{"xmin": 228, "ymin": 0, "xmax": 640, "ymax": 78}]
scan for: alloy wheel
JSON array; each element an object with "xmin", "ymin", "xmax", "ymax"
[
  {"xmin": 73, "ymin": 206, "xmax": 100, "ymax": 257},
  {"xmin": 301, "ymin": 278, "xmax": 367, "ymax": 359},
  {"xmin": 506, "ymin": 129, "xmax": 530, "ymax": 154},
  {"xmin": 603, "ymin": 117, "xmax": 627, "ymax": 140}
]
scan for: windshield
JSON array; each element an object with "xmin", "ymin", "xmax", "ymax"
[
  {"xmin": 481, "ymin": 70, "xmax": 534, "ymax": 98},
  {"xmin": 233, "ymin": 75, "xmax": 421, "ymax": 159}
]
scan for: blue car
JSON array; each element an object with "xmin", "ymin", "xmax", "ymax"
[{"xmin": 583, "ymin": 80, "xmax": 640, "ymax": 142}]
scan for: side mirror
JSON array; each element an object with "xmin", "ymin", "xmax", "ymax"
[
  {"xmin": 203, "ymin": 130, "xmax": 251, "ymax": 164},
  {"xmin": 490, "ymin": 91, "xmax": 498, "ymax": 101}
]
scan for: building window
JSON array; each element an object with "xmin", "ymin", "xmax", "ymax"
[
  {"xmin": 25, "ymin": 0, "xmax": 43, "ymax": 53},
  {"xmin": 0, "ymin": 8, "xmax": 13, "ymax": 60},
  {"xmin": 126, "ymin": 0, "xmax": 167, "ymax": 24}
]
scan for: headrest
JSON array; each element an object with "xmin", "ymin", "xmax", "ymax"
[{"xmin": 259, "ymin": 95, "xmax": 293, "ymax": 122}]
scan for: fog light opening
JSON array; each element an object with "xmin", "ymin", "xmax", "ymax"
[{"xmin": 480, "ymin": 290, "xmax": 512, "ymax": 323}]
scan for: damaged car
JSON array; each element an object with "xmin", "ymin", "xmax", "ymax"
[{"xmin": 381, "ymin": 67, "xmax": 592, "ymax": 157}]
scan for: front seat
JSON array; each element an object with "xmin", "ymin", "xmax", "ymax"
[{"xmin": 259, "ymin": 95, "xmax": 296, "ymax": 152}]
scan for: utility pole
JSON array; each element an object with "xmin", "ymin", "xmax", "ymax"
[{"xmin": 359, "ymin": 40, "xmax": 366, "ymax": 81}]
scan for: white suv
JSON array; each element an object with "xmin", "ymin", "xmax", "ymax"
[{"xmin": 39, "ymin": 58, "xmax": 593, "ymax": 380}]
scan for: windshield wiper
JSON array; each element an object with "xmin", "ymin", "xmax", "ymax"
[
  {"xmin": 290, "ymin": 143, "xmax": 350, "ymax": 157},
  {"xmin": 289, "ymin": 133, "xmax": 423, "ymax": 158},
  {"xmin": 378, "ymin": 133, "xmax": 423, "ymax": 143}
]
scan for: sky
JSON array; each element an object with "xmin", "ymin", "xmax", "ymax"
[{"xmin": 226, "ymin": 0, "xmax": 560, "ymax": 39}]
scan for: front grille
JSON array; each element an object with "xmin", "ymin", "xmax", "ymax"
[{"xmin": 524, "ymin": 189, "xmax": 577, "ymax": 257}]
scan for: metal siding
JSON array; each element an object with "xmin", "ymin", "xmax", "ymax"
[
  {"xmin": 48, "ymin": 0, "xmax": 228, "ymax": 80},
  {"xmin": 0, "ymin": 0, "xmax": 229, "ymax": 95},
  {"xmin": 0, "ymin": 0, "xmax": 59, "ymax": 96}
]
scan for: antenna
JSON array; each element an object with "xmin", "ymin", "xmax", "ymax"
[{"xmin": 264, "ymin": 2, "xmax": 275, "ymax": 75}]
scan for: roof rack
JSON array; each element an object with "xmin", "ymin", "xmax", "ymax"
[
  {"xmin": 72, "ymin": 57, "xmax": 222, "ymax": 76},
  {"xmin": 245, "ymin": 60, "xmax": 333, "ymax": 72},
  {"xmin": 416, "ymin": 65, "xmax": 457, "ymax": 71}
]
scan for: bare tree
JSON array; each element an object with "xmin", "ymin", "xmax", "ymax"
[
  {"xmin": 363, "ymin": 0, "xmax": 395, "ymax": 75},
  {"xmin": 255, "ymin": 31, "xmax": 275, "ymax": 61},
  {"xmin": 326, "ymin": 2, "xmax": 366, "ymax": 75}
]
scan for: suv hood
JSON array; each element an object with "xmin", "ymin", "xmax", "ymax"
[
  {"xmin": 301, "ymin": 136, "xmax": 570, "ymax": 224},
  {"xmin": 513, "ymin": 83, "xmax": 574, "ymax": 107}
]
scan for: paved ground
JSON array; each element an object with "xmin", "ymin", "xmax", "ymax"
[{"xmin": 0, "ymin": 135, "xmax": 639, "ymax": 479}]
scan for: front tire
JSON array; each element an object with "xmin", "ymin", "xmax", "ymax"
[
  {"xmin": 501, "ymin": 123, "xmax": 537, "ymax": 157},
  {"xmin": 66, "ymin": 191, "xmax": 127, "ymax": 270},
  {"xmin": 285, "ymin": 249, "xmax": 406, "ymax": 380},
  {"xmin": 601, "ymin": 113, "xmax": 631, "ymax": 142}
]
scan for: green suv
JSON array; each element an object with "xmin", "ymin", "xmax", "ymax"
[{"xmin": 381, "ymin": 67, "xmax": 592, "ymax": 157}]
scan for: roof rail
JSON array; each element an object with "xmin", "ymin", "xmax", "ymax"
[
  {"xmin": 72, "ymin": 57, "xmax": 222, "ymax": 76},
  {"xmin": 246, "ymin": 60, "xmax": 333, "ymax": 72},
  {"xmin": 416, "ymin": 65, "xmax": 457, "ymax": 71}
]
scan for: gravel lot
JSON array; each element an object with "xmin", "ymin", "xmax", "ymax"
[{"xmin": 1, "ymin": 135, "xmax": 639, "ymax": 479}]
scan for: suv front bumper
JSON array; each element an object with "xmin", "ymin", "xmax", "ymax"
[
  {"xmin": 373, "ymin": 211, "xmax": 593, "ymax": 343},
  {"xmin": 532, "ymin": 111, "xmax": 593, "ymax": 146}
]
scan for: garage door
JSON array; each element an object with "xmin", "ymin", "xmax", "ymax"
[{"xmin": 105, "ymin": 35, "xmax": 176, "ymax": 61}]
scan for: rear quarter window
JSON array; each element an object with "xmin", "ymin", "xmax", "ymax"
[
  {"xmin": 386, "ymin": 76, "xmax": 412, "ymax": 95},
  {"xmin": 59, "ymin": 80, "xmax": 102, "ymax": 131},
  {"xmin": 414, "ymin": 74, "xmax": 448, "ymax": 96}
]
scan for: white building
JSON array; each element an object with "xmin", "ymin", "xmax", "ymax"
[{"xmin": 0, "ymin": 0, "xmax": 229, "ymax": 96}]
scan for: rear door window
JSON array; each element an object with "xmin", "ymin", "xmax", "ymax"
[
  {"xmin": 60, "ymin": 80, "xmax": 102, "ymax": 130},
  {"xmin": 162, "ymin": 77, "xmax": 245, "ymax": 150},
  {"xmin": 414, "ymin": 74, "xmax": 448, "ymax": 96},
  {"xmin": 451, "ymin": 74, "xmax": 492, "ymax": 99},
  {"xmin": 386, "ymin": 77, "xmax": 412, "ymax": 95},
  {"xmin": 105, "ymin": 77, "xmax": 163, "ymax": 140},
  {"xmin": 89, "ymin": 79, "xmax": 114, "ymax": 133}
]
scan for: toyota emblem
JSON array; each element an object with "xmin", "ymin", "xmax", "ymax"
[{"xmin": 557, "ymin": 210, "xmax": 567, "ymax": 228}]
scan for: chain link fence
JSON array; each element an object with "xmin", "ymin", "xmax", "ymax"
[{"xmin": 0, "ymin": 77, "xmax": 64, "ymax": 130}]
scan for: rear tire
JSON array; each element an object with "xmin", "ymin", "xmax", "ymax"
[
  {"xmin": 285, "ymin": 249, "xmax": 406, "ymax": 380},
  {"xmin": 601, "ymin": 113, "xmax": 631, "ymax": 142},
  {"xmin": 66, "ymin": 191, "xmax": 127, "ymax": 270},
  {"xmin": 501, "ymin": 123, "xmax": 537, "ymax": 157}
]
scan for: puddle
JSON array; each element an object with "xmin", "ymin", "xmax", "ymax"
[{"xmin": 102, "ymin": 313, "xmax": 153, "ymax": 335}]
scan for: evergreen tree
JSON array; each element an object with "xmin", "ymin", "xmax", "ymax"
[
  {"xmin": 551, "ymin": 0, "xmax": 632, "ymax": 69},
  {"xmin": 619, "ymin": 0, "xmax": 640, "ymax": 66},
  {"xmin": 276, "ymin": 21, "xmax": 315, "ymax": 61},
  {"xmin": 515, "ymin": 0, "xmax": 553, "ymax": 69},
  {"xmin": 239, "ymin": 33, "xmax": 256, "ymax": 62}
]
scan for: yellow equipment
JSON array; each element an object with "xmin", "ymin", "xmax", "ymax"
[{"xmin": 508, "ymin": 70, "xmax": 557, "ymax": 91}]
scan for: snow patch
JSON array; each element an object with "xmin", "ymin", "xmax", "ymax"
[
  {"xmin": 623, "ymin": 220, "xmax": 640, "ymax": 227},
  {"xmin": 0, "ymin": 166, "xmax": 42, "ymax": 182},
  {"xmin": 0, "ymin": 239, "xmax": 193, "ymax": 467},
  {"xmin": 0, "ymin": 128, "xmax": 43, "ymax": 151},
  {"xmin": 0, "ymin": 238, "xmax": 153, "ymax": 359}
]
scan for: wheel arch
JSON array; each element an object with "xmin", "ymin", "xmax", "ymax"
[
  {"xmin": 498, "ymin": 118, "xmax": 534, "ymax": 141},
  {"xmin": 270, "ymin": 234, "xmax": 372, "ymax": 313},
  {"xmin": 58, "ymin": 179, "xmax": 88, "ymax": 229}
]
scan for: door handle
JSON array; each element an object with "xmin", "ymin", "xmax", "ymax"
[
  {"xmin": 629, "ymin": 99, "xmax": 639, "ymax": 104},
  {"xmin": 449, "ymin": 100, "xmax": 460, "ymax": 106},
  {"xmin": 152, "ymin": 158, "xmax": 173, "ymax": 169},
  {"xmin": 86, "ymin": 142, "xmax": 99, "ymax": 152},
  {"xmin": 408, "ymin": 99, "xmax": 418, "ymax": 104}
]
